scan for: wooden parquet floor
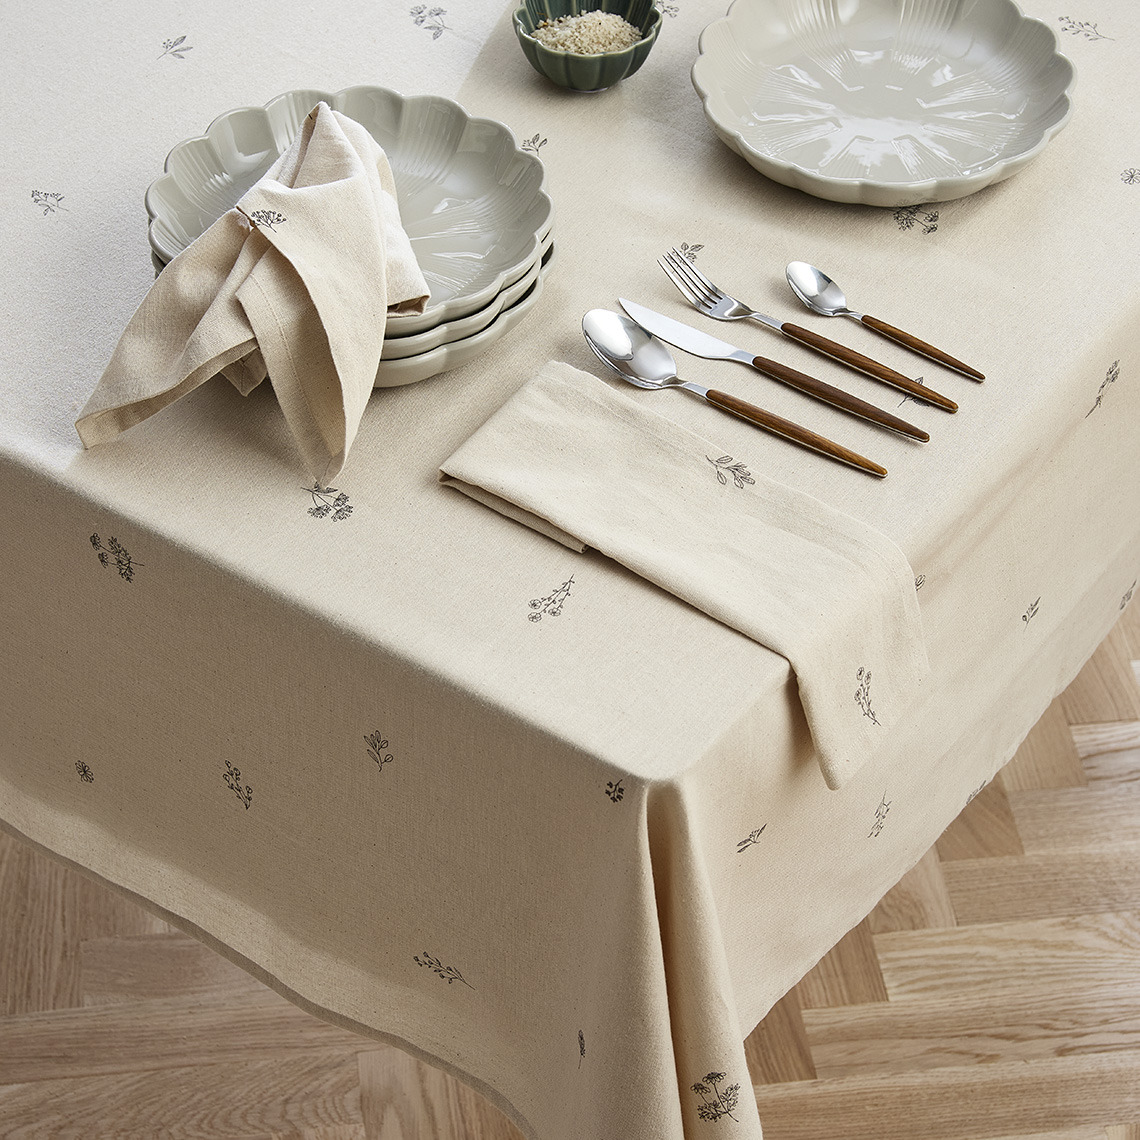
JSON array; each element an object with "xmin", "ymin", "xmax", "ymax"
[{"xmin": 2, "ymin": 601, "xmax": 1139, "ymax": 1138}]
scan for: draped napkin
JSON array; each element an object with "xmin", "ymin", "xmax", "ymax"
[
  {"xmin": 75, "ymin": 102, "xmax": 430, "ymax": 483},
  {"xmin": 441, "ymin": 360, "xmax": 929, "ymax": 789}
]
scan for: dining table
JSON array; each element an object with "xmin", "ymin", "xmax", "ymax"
[{"xmin": 1, "ymin": 0, "xmax": 1138, "ymax": 1137}]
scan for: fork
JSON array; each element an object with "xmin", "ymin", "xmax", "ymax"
[{"xmin": 660, "ymin": 249, "xmax": 958, "ymax": 413}]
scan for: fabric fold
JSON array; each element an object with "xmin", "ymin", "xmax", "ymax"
[
  {"xmin": 440, "ymin": 360, "xmax": 929, "ymax": 789},
  {"xmin": 75, "ymin": 102, "xmax": 429, "ymax": 484}
]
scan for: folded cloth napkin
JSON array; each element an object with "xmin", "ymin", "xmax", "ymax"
[
  {"xmin": 75, "ymin": 102, "xmax": 430, "ymax": 484},
  {"xmin": 440, "ymin": 360, "xmax": 929, "ymax": 790}
]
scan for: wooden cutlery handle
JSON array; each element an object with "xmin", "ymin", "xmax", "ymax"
[
  {"xmin": 861, "ymin": 315, "xmax": 985, "ymax": 381},
  {"xmin": 778, "ymin": 321, "xmax": 959, "ymax": 413},
  {"xmin": 749, "ymin": 354, "xmax": 929, "ymax": 442},
  {"xmin": 705, "ymin": 389, "xmax": 887, "ymax": 478}
]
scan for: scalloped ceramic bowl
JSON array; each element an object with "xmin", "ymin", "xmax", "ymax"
[
  {"xmin": 513, "ymin": 0, "xmax": 662, "ymax": 92},
  {"xmin": 692, "ymin": 0, "xmax": 1075, "ymax": 206},
  {"xmin": 145, "ymin": 87, "xmax": 554, "ymax": 335}
]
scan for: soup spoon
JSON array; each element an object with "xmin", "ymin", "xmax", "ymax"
[
  {"xmin": 786, "ymin": 262, "xmax": 985, "ymax": 381},
  {"xmin": 582, "ymin": 309, "xmax": 887, "ymax": 478}
]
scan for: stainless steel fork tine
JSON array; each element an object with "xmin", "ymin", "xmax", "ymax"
[
  {"xmin": 657, "ymin": 257, "xmax": 704, "ymax": 308},
  {"xmin": 664, "ymin": 249, "xmax": 719, "ymax": 308}
]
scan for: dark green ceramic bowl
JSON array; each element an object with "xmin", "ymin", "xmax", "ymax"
[{"xmin": 513, "ymin": 0, "xmax": 662, "ymax": 92}]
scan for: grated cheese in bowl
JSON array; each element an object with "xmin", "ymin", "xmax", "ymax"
[{"xmin": 530, "ymin": 10, "xmax": 643, "ymax": 54}]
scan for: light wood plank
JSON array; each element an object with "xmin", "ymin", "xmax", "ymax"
[
  {"xmin": 794, "ymin": 920, "xmax": 889, "ymax": 1010},
  {"xmin": 973, "ymin": 1130, "xmax": 1108, "ymax": 1140},
  {"xmin": 1106, "ymin": 1126, "xmax": 1140, "ymax": 1140},
  {"xmin": 802, "ymin": 984, "xmax": 1140, "ymax": 1078},
  {"xmin": 0, "ymin": 989, "xmax": 367, "ymax": 1083},
  {"xmin": 1082, "ymin": 746, "xmax": 1140, "ymax": 788},
  {"xmin": 942, "ymin": 851, "xmax": 1140, "ymax": 925},
  {"xmin": 0, "ymin": 1054, "xmax": 363, "ymax": 1138},
  {"xmin": 751, "ymin": 1053, "xmax": 1140, "ymax": 1140},
  {"xmin": 744, "ymin": 989, "xmax": 816, "ymax": 1085},
  {"xmin": 874, "ymin": 912, "xmax": 1140, "ymax": 1001},
  {"xmin": 1060, "ymin": 626, "xmax": 1140, "ymax": 726},
  {"xmin": 936, "ymin": 781, "xmax": 1024, "ymax": 862},
  {"xmin": 1072, "ymin": 723, "xmax": 1140, "ymax": 760},
  {"xmin": 867, "ymin": 846, "xmax": 956, "ymax": 934},
  {"xmin": 81, "ymin": 932, "xmax": 266, "ymax": 1006},
  {"xmin": 1000, "ymin": 701, "xmax": 1088, "ymax": 792},
  {"xmin": 1008, "ymin": 786, "xmax": 1140, "ymax": 852},
  {"xmin": 358, "ymin": 1048, "xmax": 523, "ymax": 1140}
]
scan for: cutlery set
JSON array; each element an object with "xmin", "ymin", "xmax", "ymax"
[{"xmin": 585, "ymin": 249, "xmax": 985, "ymax": 478}]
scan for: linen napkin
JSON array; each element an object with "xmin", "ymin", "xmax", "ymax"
[
  {"xmin": 75, "ymin": 102, "xmax": 430, "ymax": 483},
  {"xmin": 440, "ymin": 361, "xmax": 929, "ymax": 790}
]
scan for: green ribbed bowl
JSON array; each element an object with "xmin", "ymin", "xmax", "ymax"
[{"xmin": 513, "ymin": 0, "xmax": 662, "ymax": 92}]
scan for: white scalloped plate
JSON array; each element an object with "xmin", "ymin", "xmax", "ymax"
[
  {"xmin": 692, "ymin": 0, "xmax": 1075, "ymax": 206},
  {"xmin": 146, "ymin": 86, "xmax": 554, "ymax": 334}
]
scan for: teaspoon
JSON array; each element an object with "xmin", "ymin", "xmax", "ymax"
[
  {"xmin": 786, "ymin": 262, "xmax": 985, "ymax": 381},
  {"xmin": 582, "ymin": 310, "xmax": 887, "ymax": 478}
]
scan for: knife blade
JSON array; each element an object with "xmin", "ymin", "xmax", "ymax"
[{"xmin": 619, "ymin": 298, "xmax": 930, "ymax": 443}]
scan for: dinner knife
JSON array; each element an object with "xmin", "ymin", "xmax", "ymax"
[{"xmin": 618, "ymin": 299, "xmax": 930, "ymax": 442}]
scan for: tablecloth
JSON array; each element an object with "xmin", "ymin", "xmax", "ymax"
[{"xmin": 2, "ymin": 0, "xmax": 1139, "ymax": 1137}]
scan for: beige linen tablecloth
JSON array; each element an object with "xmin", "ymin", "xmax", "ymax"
[{"xmin": 2, "ymin": 1, "xmax": 1139, "ymax": 1138}]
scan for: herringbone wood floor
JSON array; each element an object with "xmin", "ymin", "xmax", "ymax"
[{"xmin": 3, "ymin": 601, "xmax": 1140, "ymax": 1139}]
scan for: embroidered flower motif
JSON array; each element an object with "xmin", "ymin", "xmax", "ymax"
[
  {"xmin": 914, "ymin": 574, "xmax": 926, "ymax": 591},
  {"xmin": 894, "ymin": 205, "xmax": 938, "ymax": 234},
  {"xmin": 1022, "ymin": 597, "xmax": 1041, "ymax": 627},
  {"xmin": 736, "ymin": 825, "xmax": 766, "ymax": 853},
  {"xmin": 677, "ymin": 242, "xmax": 704, "ymax": 262},
  {"xmin": 1122, "ymin": 169, "xmax": 1140, "ymax": 185},
  {"xmin": 1086, "ymin": 360, "xmax": 1119, "ymax": 417},
  {"xmin": 605, "ymin": 778, "xmax": 624, "ymax": 803},
  {"xmin": 529, "ymin": 575, "xmax": 573, "ymax": 621},
  {"xmin": 365, "ymin": 731, "xmax": 393, "ymax": 772},
  {"xmin": 90, "ymin": 534, "xmax": 142, "ymax": 582},
  {"xmin": 75, "ymin": 760, "xmax": 95, "ymax": 784},
  {"xmin": 159, "ymin": 35, "xmax": 193, "ymax": 59},
  {"xmin": 855, "ymin": 667, "xmax": 880, "ymax": 725},
  {"xmin": 869, "ymin": 793, "xmax": 891, "ymax": 837},
  {"xmin": 578, "ymin": 1029, "xmax": 586, "ymax": 1068},
  {"xmin": 31, "ymin": 190, "xmax": 66, "ymax": 216},
  {"xmin": 707, "ymin": 454, "xmax": 754, "ymax": 489},
  {"xmin": 897, "ymin": 376, "xmax": 926, "ymax": 407},
  {"xmin": 224, "ymin": 760, "xmax": 253, "ymax": 810},
  {"xmin": 411, "ymin": 5, "xmax": 448, "ymax": 37},
  {"xmin": 248, "ymin": 209, "xmax": 286, "ymax": 232},
  {"xmin": 691, "ymin": 1071, "xmax": 740, "ymax": 1122},
  {"xmin": 306, "ymin": 483, "xmax": 353, "ymax": 521},
  {"xmin": 657, "ymin": 1, "xmax": 679, "ymax": 16},
  {"xmin": 414, "ymin": 951, "xmax": 473, "ymax": 987},
  {"xmin": 1058, "ymin": 16, "xmax": 1112, "ymax": 41},
  {"xmin": 522, "ymin": 133, "xmax": 547, "ymax": 155}
]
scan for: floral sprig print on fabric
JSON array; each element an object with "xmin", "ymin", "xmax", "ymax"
[
  {"xmin": 224, "ymin": 760, "xmax": 253, "ymax": 810},
  {"xmin": 411, "ymin": 5, "xmax": 448, "ymax": 37},
  {"xmin": 31, "ymin": 190, "xmax": 67, "ymax": 216},
  {"xmin": 90, "ymin": 534, "xmax": 142, "ymax": 582},
  {"xmin": 914, "ymin": 574, "xmax": 926, "ymax": 591},
  {"xmin": 1022, "ymin": 596, "xmax": 1041, "ymax": 628},
  {"xmin": 894, "ymin": 205, "xmax": 938, "ymax": 234},
  {"xmin": 691, "ymin": 1072, "xmax": 740, "ymax": 1123},
  {"xmin": 658, "ymin": 1, "xmax": 679, "ymax": 16},
  {"xmin": 897, "ymin": 376, "xmax": 927, "ymax": 408},
  {"xmin": 707, "ymin": 454, "xmax": 754, "ymax": 489},
  {"xmin": 76, "ymin": 760, "xmax": 95, "ymax": 784},
  {"xmin": 249, "ymin": 210, "xmax": 286, "ymax": 232},
  {"xmin": 578, "ymin": 1029, "xmax": 586, "ymax": 1068},
  {"xmin": 736, "ymin": 825, "xmax": 766, "ymax": 853},
  {"xmin": 1122, "ymin": 580, "xmax": 1136, "ymax": 611},
  {"xmin": 1086, "ymin": 360, "xmax": 1119, "ymax": 417},
  {"xmin": 854, "ymin": 667, "xmax": 880, "ymax": 725},
  {"xmin": 1122, "ymin": 169, "xmax": 1140, "ymax": 185},
  {"xmin": 159, "ymin": 35, "xmax": 193, "ymax": 59},
  {"xmin": 966, "ymin": 780, "xmax": 987, "ymax": 806},
  {"xmin": 365, "ymin": 731, "xmax": 393, "ymax": 772},
  {"xmin": 414, "ymin": 951, "xmax": 473, "ymax": 987},
  {"xmin": 306, "ymin": 483, "xmax": 353, "ymax": 521},
  {"xmin": 869, "ymin": 793, "xmax": 891, "ymax": 837},
  {"xmin": 528, "ymin": 575, "xmax": 573, "ymax": 621},
  {"xmin": 1058, "ymin": 16, "xmax": 1112, "ymax": 41},
  {"xmin": 522, "ymin": 133, "xmax": 547, "ymax": 155},
  {"xmin": 605, "ymin": 778, "xmax": 625, "ymax": 803},
  {"xmin": 677, "ymin": 242, "xmax": 704, "ymax": 262}
]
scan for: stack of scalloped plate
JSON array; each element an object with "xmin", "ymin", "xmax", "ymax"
[{"xmin": 146, "ymin": 86, "xmax": 555, "ymax": 387}]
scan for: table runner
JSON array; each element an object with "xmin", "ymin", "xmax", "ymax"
[{"xmin": 2, "ymin": 0, "xmax": 1140, "ymax": 1137}]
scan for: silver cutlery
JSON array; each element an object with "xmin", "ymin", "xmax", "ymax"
[
  {"xmin": 618, "ymin": 298, "xmax": 928, "ymax": 442},
  {"xmin": 582, "ymin": 309, "xmax": 888, "ymax": 478},
  {"xmin": 659, "ymin": 248, "xmax": 958, "ymax": 413},
  {"xmin": 786, "ymin": 262, "xmax": 985, "ymax": 381}
]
